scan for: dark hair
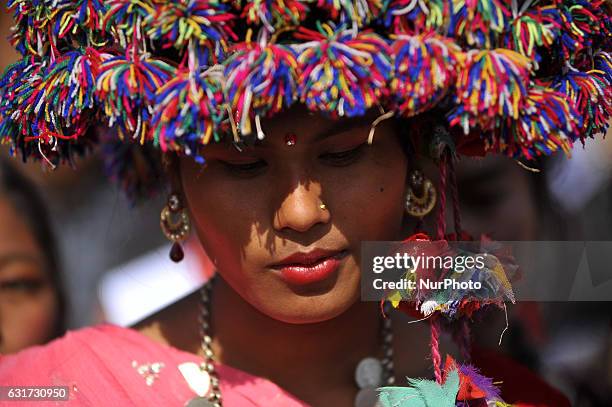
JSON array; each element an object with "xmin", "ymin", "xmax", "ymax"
[{"xmin": 0, "ymin": 157, "xmax": 67, "ymax": 340}]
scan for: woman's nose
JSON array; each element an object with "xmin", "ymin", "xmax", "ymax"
[{"xmin": 273, "ymin": 181, "xmax": 330, "ymax": 234}]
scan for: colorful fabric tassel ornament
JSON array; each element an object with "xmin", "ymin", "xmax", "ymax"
[
  {"xmin": 391, "ymin": 32, "xmax": 463, "ymax": 117},
  {"xmin": 488, "ymin": 83, "xmax": 581, "ymax": 159},
  {"xmin": 0, "ymin": 57, "xmax": 45, "ymax": 146},
  {"xmin": 224, "ymin": 31, "xmax": 299, "ymax": 137},
  {"xmin": 102, "ymin": 0, "xmax": 157, "ymax": 48},
  {"xmin": 556, "ymin": 0, "xmax": 610, "ymax": 60},
  {"xmin": 314, "ymin": 0, "xmax": 384, "ymax": 29},
  {"xmin": 146, "ymin": 0, "xmax": 236, "ymax": 67},
  {"xmin": 97, "ymin": 53, "xmax": 176, "ymax": 142},
  {"xmin": 377, "ymin": 367, "xmax": 460, "ymax": 407},
  {"xmin": 382, "ymin": 0, "xmax": 449, "ymax": 33},
  {"xmin": 502, "ymin": 4, "xmax": 561, "ymax": 69},
  {"xmin": 23, "ymin": 48, "xmax": 104, "ymax": 142},
  {"xmin": 295, "ymin": 23, "xmax": 392, "ymax": 117},
  {"xmin": 450, "ymin": 48, "xmax": 533, "ymax": 134},
  {"xmin": 549, "ymin": 63, "xmax": 612, "ymax": 141},
  {"xmin": 149, "ymin": 67, "xmax": 225, "ymax": 161},
  {"xmin": 448, "ymin": 0, "xmax": 511, "ymax": 48},
  {"xmin": 240, "ymin": 0, "xmax": 308, "ymax": 32}
]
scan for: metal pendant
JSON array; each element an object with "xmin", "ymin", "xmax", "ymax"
[
  {"xmin": 355, "ymin": 357, "xmax": 384, "ymax": 388},
  {"xmin": 178, "ymin": 362, "xmax": 211, "ymax": 397},
  {"xmin": 354, "ymin": 387, "xmax": 382, "ymax": 407},
  {"xmin": 184, "ymin": 397, "xmax": 216, "ymax": 407}
]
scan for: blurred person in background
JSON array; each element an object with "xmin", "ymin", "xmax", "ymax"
[{"xmin": 0, "ymin": 157, "xmax": 66, "ymax": 354}]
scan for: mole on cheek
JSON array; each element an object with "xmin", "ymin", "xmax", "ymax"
[{"xmin": 379, "ymin": 187, "xmax": 385, "ymax": 192}]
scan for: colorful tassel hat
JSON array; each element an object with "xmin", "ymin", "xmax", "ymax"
[{"xmin": 1, "ymin": 0, "xmax": 611, "ymax": 405}]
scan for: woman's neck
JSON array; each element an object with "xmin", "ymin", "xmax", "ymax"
[{"xmin": 212, "ymin": 276, "xmax": 384, "ymax": 389}]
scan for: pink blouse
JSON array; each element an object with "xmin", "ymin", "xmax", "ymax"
[{"xmin": 0, "ymin": 324, "xmax": 309, "ymax": 406}]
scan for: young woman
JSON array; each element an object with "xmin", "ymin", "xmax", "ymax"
[
  {"xmin": 0, "ymin": 158, "xmax": 66, "ymax": 354},
  {"xmin": 0, "ymin": 1, "xmax": 609, "ymax": 406}
]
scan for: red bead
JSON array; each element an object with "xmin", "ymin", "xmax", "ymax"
[{"xmin": 170, "ymin": 242, "xmax": 184, "ymax": 263}]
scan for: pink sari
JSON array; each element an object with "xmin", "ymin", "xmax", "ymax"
[{"xmin": 0, "ymin": 324, "xmax": 309, "ymax": 406}]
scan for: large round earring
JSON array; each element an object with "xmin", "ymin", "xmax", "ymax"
[
  {"xmin": 161, "ymin": 193, "xmax": 191, "ymax": 263},
  {"xmin": 405, "ymin": 170, "xmax": 437, "ymax": 218}
]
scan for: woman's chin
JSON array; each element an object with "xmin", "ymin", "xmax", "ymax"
[{"xmin": 249, "ymin": 272, "xmax": 362, "ymax": 324}]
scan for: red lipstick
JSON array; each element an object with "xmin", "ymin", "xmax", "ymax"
[{"xmin": 269, "ymin": 249, "xmax": 348, "ymax": 285}]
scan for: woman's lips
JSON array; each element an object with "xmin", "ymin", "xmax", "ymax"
[{"xmin": 269, "ymin": 249, "xmax": 349, "ymax": 285}]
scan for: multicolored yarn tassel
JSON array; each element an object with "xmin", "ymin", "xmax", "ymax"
[
  {"xmin": 443, "ymin": 355, "xmax": 503, "ymax": 403},
  {"xmin": 97, "ymin": 54, "xmax": 176, "ymax": 142},
  {"xmin": 550, "ymin": 64, "xmax": 612, "ymax": 141},
  {"xmin": 382, "ymin": 0, "xmax": 449, "ymax": 33},
  {"xmin": 224, "ymin": 32, "xmax": 299, "ymax": 137},
  {"xmin": 0, "ymin": 57, "xmax": 44, "ymax": 143},
  {"xmin": 22, "ymin": 48, "xmax": 103, "ymax": 142},
  {"xmin": 146, "ymin": 0, "xmax": 236, "ymax": 67},
  {"xmin": 595, "ymin": 51, "xmax": 612, "ymax": 86},
  {"xmin": 448, "ymin": 0, "xmax": 511, "ymax": 48},
  {"xmin": 103, "ymin": 0, "xmax": 157, "ymax": 48},
  {"xmin": 502, "ymin": 5, "xmax": 561, "ymax": 68},
  {"xmin": 53, "ymin": 0, "xmax": 107, "ymax": 39},
  {"xmin": 451, "ymin": 49, "xmax": 532, "ymax": 134},
  {"xmin": 295, "ymin": 23, "xmax": 392, "ymax": 117},
  {"xmin": 314, "ymin": 0, "xmax": 384, "ymax": 29},
  {"xmin": 489, "ymin": 83, "xmax": 581, "ymax": 160},
  {"xmin": 8, "ymin": 0, "xmax": 57, "ymax": 57},
  {"xmin": 391, "ymin": 32, "xmax": 463, "ymax": 117},
  {"xmin": 240, "ymin": 0, "xmax": 308, "ymax": 32},
  {"xmin": 556, "ymin": 0, "xmax": 610, "ymax": 61},
  {"xmin": 150, "ymin": 68, "xmax": 225, "ymax": 161}
]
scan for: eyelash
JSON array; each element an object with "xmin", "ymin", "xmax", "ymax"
[
  {"xmin": 221, "ymin": 143, "xmax": 367, "ymax": 175},
  {"xmin": 0, "ymin": 279, "xmax": 43, "ymax": 293},
  {"xmin": 320, "ymin": 142, "xmax": 367, "ymax": 166}
]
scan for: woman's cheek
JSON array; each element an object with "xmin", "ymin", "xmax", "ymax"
[{"xmin": 1, "ymin": 289, "xmax": 57, "ymax": 353}]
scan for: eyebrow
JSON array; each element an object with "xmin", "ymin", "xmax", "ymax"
[{"xmin": 0, "ymin": 253, "xmax": 42, "ymax": 270}]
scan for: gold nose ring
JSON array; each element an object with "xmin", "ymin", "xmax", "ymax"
[{"xmin": 319, "ymin": 202, "xmax": 327, "ymax": 210}]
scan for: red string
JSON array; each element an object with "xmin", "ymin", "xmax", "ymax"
[
  {"xmin": 461, "ymin": 319, "xmax": 472, "ymax": 362},
  {"xmin": 449, "ymin": 155, "xmax": 463, "ymax": 237},
  {"xmin": 436, "ymin": 150, "xmax": 448, "ymax": 240},
  {"xmin": 430, "ymin": 314, "xmax": 443, "ymax": 384}
]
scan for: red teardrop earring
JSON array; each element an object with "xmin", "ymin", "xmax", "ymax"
[{"xmin": 160, "ymin": 193, "xmax": 191, "ymax": 263}]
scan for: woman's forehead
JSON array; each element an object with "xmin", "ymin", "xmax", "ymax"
[{"xmin": 211, "ymin": 106, "xmax": 381, "ymax": 148}]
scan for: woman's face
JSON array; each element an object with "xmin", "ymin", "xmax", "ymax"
[
  {"xmin": 0, "ymin": 198, "xmax": 58, "ymax": 354},
  {"xmin": 180, "ymin": 106, "xmax": 409, "ymax": 323}
]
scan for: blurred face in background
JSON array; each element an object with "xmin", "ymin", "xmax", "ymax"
[
  {"xmin": 0, "ymin": 197, "xmax": 59, "ymax": 354},
  {"xmin": 454, "ymin": 155, "xmax": 540, "ymax": 241}
]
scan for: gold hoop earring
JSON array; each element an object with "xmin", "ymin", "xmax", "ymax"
[
  {"xmin": 161, "ymin": 193, "xmax": 191, "ymax": 263},
  {"xmin": 405, "ymin": 170, "xmax": 436, "ymax": 218}
]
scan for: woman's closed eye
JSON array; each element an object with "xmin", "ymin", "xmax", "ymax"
[
  {"xmin": 319, "ymin": 142, "xmax": 367, "ymax": 166},
  {"xmin": 0, "ymin": 278, "xmax": 44, "ymax": 295},
  {"xmin": 221, "ymin": 159, "xmax": 268, "ymax": 177},
  {"xmin": 217, "ymin": 141, "xmax": 368, "ymax": 176}
]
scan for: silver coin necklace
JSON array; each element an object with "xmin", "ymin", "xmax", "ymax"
[{"xmin": 183, "ymin": 275, "xmax": 395, "ymax": 407}]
